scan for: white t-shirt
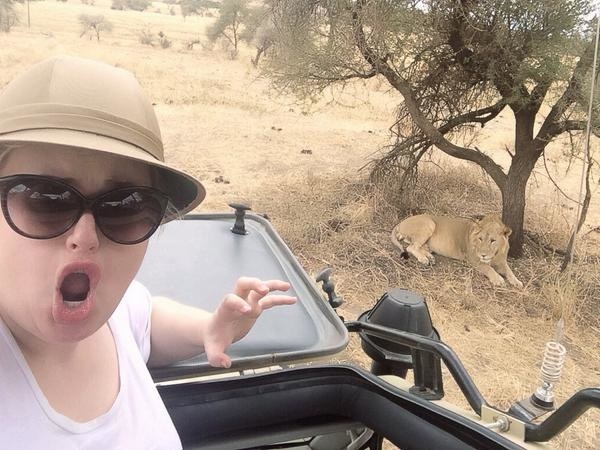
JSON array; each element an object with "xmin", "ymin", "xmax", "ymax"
[{"xmin": 0, "ymin": 281, "xmax": 182, "ymax": 450}]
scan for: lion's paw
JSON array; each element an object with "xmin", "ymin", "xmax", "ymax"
[
  {"xmin": 416, "ymin": 256, "xmax": 431, "ymax": 265},
  {"xmin": 509, "ymin": 278, "xmax": 524, "ymax": 289},
  {"xmin": 489, "ymin": 275, "xmax": 506, "ymax": 286}
]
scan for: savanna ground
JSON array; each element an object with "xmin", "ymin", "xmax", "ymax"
[{"xmin": 1, "ymin": 2, "xmax": 599, "ymax": 448}]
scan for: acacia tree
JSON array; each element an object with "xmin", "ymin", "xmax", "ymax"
[
  {"xmin": 206, "ymin": 0, "xmax": 249, "ymax": 58},
  {"xmin": 79, "ymin": 14, "xmax": 113, "ymax": 41},
  {"xmin": 239, "ymin": 3, "xmax": 276, "ymax": 66},
  {"xmin": 264, "ymin": 0, "xmax": 598, "ymax": 257},
  {"xmin": 180, "ymin": 0, "xmax": 219, "ymax": 20}
]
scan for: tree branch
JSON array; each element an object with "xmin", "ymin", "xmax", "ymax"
[
  {"xmin": 536, "ymin": 40, "xmax": 597, "ymax": 145},
  {"xmin": 352, "ymin": 1, "xmax": 507, "ymax": 190},
  {"xmin": 446, "ymin": 3, "xmax": 533, "ymax": 108},
  {"xmin": 558, "ymin": 119, "xmax": 592, "ymax": 133},
  {"xmin": 305, "ymin": 68, "xmax": 378, "ymax": 82},
  {"xmin": 440, "ymin": 100, "xmax": 507, "ymax": 130}
]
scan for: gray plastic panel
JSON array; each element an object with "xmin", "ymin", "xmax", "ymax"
[{"xmin": 135, "ymin": 213, "xmax": 348, "ymax": 380}]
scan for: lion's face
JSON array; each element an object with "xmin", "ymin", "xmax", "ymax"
[{"xmin": 469, "ymin": 216, "xmax": 511, "ymax": 264}]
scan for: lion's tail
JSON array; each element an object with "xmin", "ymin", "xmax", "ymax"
[{"xmin": 390, "ymin": 227, "xmax": 409, "ymax": 260}]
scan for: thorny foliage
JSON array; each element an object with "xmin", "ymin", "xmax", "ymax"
[
  {"xmin": 264, "ymin": 0, "xmax": 597, "ymax": 185},
  {"xmin": 262, "ymin": 0, "xmax": 599, "ymax": 258}
]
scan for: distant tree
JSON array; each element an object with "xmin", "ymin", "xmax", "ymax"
[
  {"xmin": 180, "ymin": 0, "xmax": 218, "ymax": 20},
  {"xmin": 180, "ymin": 0, "xmax": 200, "ymax": 19},
  {"xmin": 239, "ymin": 4, "xmax": 276, "ymax": 67},
  {"xmin": 78, "ymin": 14, "xmax": 113, "ymax": 41},
  {"xmin": 111, "ymin": 0, "xmax": 148, "ymax": 11},
  {"xmin": 125, "ymin": 0, "xmax": 149, "ymax": 11},
  {"xmin": 264, "ymin": 0, "xmax": 598, "ymax": 257},
  {"xmin": 0, "ymin": 0, "xmax": 19, "ymax": 32},
  {"xmin": 206, "ymin": 0, "xmax": 249, "ymax": 58}
]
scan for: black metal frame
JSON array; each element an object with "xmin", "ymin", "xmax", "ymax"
[
  {"xmin": 346, "ymin": 320, "xmax": 600, "ymax": 443},
  {"xmin": 159, "ymin": 365, "xmax": 524, "ymax": 450}
]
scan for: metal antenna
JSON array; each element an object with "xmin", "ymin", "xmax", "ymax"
[
  {"xmin": 553, "ymin": 317, "xmax": 565, "ymax": 344},
  {"xmin": 562, "ymin": 12, "xmax": 600, "ymax": 269},
  {"xmin": 508, "ymin": 318, "xmax": 568, "ymax": 420},
  {"xmin": 533, "ymin": 337, "xmax": 567, "ymax": 409},
  {"xmin": 531, "ymin": 319, "xmax": 567, "ymax": 410}
]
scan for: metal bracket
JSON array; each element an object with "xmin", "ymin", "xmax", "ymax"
[{"xmin": 481, "ymin": 404, "xmax": 526, "ymax": 440}]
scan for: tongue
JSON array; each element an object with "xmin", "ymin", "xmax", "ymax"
[{"xmin": 60, "ymin": 273, "xmax": 90, "ymax": 302}]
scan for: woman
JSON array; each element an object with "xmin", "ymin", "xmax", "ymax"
[{"xmin": 0, "ymin": 56, "xmax": 296, "ymax": 448}]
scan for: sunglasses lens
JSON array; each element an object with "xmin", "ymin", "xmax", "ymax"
[
  {"xmin": 1, "ymin": 177, "xmax": 168, "ymax": 244},
  {"xmin": 94, "ymin": 189, "xmax": 167, "ymax": 244},
  {"xmin": 5, "ymin": 179, "xmax": 80, "ymax": 238}
]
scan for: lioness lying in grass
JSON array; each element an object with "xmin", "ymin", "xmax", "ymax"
[{"xmin": 391, "ymin": 214, "xmax": 523, "ymax": 288}]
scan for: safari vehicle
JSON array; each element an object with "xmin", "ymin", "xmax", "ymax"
[{"xmin": 136, "ymin": 208, "xmax": 600, "ymax": 450}]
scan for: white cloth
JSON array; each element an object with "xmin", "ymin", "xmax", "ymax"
[{"xmin": 0, "ymin": 281, "xmax": 182, "ymax": 450}]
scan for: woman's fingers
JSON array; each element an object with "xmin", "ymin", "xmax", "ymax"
[
  {"xmin": 258, "ymin": 294, "xmax": 297, "ymax": 310},
  {"xmin": 206, "ymin": 278, "xmax": 297, "ymax": 369},
  {"xmin": 262, "ymin": 279, "xmax": 292, "ymax": 291},
  {"xmin": 219, "ymin": 284, "xmax": 296, "ymax": 322},
  {"xmin": 220, "ymin": 294, "xmax": 252, "ymax": 316},
  {"xmin": 234, "ymin": 277, "xmax": 291, "ymax": 299},
  {"xmin": 233, "ymin": 277, "xmax": 268, "ymax": 299},
  {"xmin": 234, "ymin": 277, "xmax": 293, "ymax": 309},
  {"xmin": 206, "ymin": 346, "xmax": 232, "ymax": 368},
  {"xmin": 221, "ymin": 292, "xmax": 296, "ymax": 318}
]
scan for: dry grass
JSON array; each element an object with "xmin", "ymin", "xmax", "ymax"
[
  {"xmin": 255, "ymin": 166, "xmax": 600, "ymax": 449},
  {"xmin": 3, "ymin": 2, "xmax": 599, "ymax": 448}
]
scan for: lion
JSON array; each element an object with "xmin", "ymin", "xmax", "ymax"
[{"xmin": 391, "ymin": 214, "xmax": 523, "ymax": 288}]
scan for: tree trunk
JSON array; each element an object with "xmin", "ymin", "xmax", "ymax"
[
  {"xmin": 501, "ymin": 171, "xmax": 527, "ymax": 258},
  {"xmin": 502, "ymin": 144, "xmax": 539, "ymax": 257},
  {"xmin": 252, "ymin": 44, "xmax": 268, "ymax": 67},
  {"xmin": 500, "ymin": 108, "xmax": 540, "ymax": 257}
]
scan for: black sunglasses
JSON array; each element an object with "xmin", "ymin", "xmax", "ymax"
[{"xmin": 0, "ymin": 174, "xmax": 170, "ymax": 245}]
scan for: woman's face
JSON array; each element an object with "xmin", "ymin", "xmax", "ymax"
[{"xmin": 0, "ymin": 146, "xmax": 152, "ymax": 350}]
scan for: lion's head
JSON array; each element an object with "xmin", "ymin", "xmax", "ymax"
[{"xmin": 468, "ymin": 214, "xmax": 511, "ymax": 264}]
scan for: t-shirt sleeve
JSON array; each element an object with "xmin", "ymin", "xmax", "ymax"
[{"xmin": 119, "ymin": 280, "xmax": 153, "ymax": 363}]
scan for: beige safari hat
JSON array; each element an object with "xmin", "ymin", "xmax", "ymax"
[{"xmin": 0, "ymin": 56, "xmax": 205, "ymax": 218}]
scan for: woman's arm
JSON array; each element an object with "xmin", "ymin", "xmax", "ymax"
[{"xmin": 147, "ymin": 277, "xmax": 296, "ymax": 368}]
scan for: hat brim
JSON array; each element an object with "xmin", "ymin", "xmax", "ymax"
[{"xmin": 0, "ymin": 129, "xmax": 206, "ymax": 220}]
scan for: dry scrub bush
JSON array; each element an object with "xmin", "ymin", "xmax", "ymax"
[
  {"xmin": 138, "ymin": 28, "xmax": 171, "ymax": 48},
  {"xmin": 138, "ymin": 27, "xmax": 154, "ymax": 46},
  {"xmin": 525, "ymin": 201, "xmax": 573, "ymax": 254},
  {"xmin": 538, "ymin": 271, "xmax": 581, "ymax": 323},
  {"xmin": 372, "ymin": 161, "xmax": 501, "ymax": 221}
]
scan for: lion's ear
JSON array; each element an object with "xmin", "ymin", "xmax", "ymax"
[{"xmin": 503, "ymin": 226, "xmax": 512, "ymax": 237}]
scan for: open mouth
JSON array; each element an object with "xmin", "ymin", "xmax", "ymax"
[{"xmin": 60, "ymin": 272, "xmax": 91, "ymax": 307}]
